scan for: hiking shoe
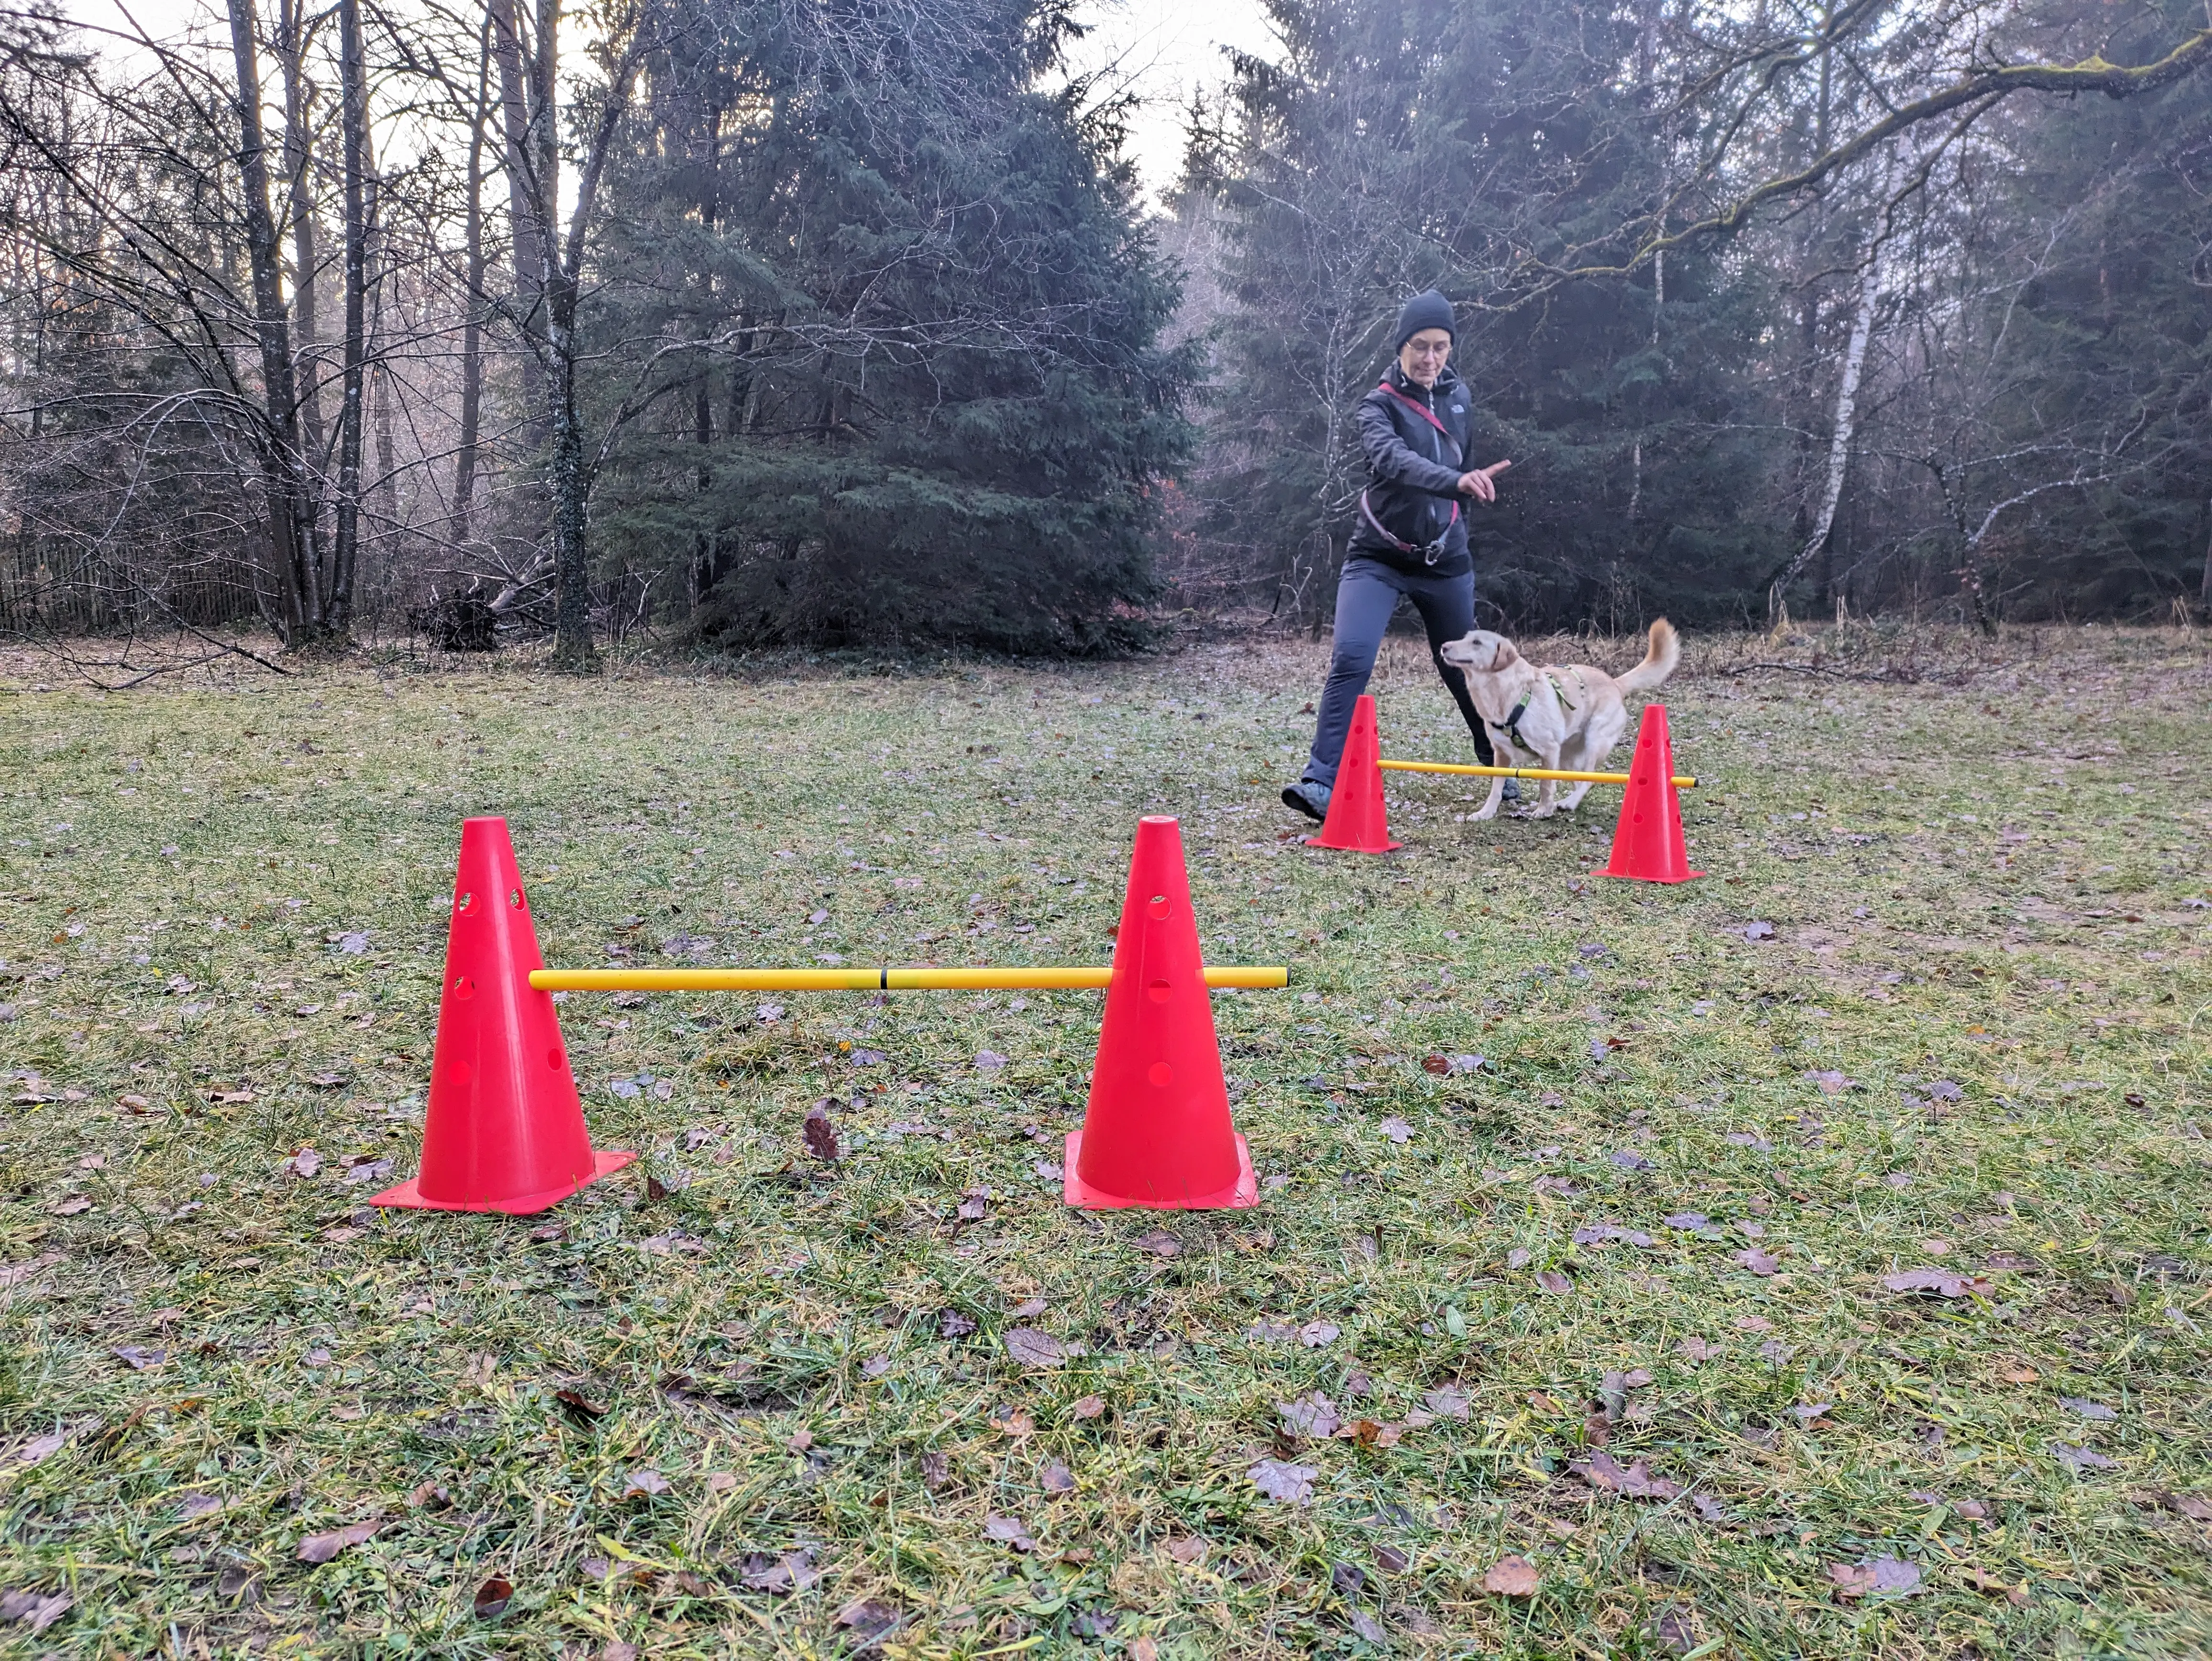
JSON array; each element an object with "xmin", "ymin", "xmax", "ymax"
[{"xmin": 1281, "ymin": 779, "xmax": 1331, "ymax": 822}]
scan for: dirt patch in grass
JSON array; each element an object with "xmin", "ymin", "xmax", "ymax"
[{"xmin": 2, "ymin": 625, "xmax": 2208, "ymax": 1656}]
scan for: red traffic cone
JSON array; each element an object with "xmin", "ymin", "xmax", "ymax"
[
  {"xmin": 1594, "ymin": 704, "xmax": 1703, "ymax": 884},
  {"xmin": 373, "ymin": 818, "xmax": 634, "ymax": 1214},
  {"xmin": 1065, "ymin": 817, "xmax": 1258, "ymax": 1210},
  {"xmin": 1313, "ymin": 694, "xmax": 1401, "ymax": 852}
]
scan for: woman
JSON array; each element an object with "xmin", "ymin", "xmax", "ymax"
[{"xmin": 1281, "ymin": 289, "xmax": 1515, "ymax": 821}]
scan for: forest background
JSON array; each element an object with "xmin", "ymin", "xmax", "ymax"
[{"xmin": 1, "ymin": 0, "xmax": 2209, "ymax": 664}]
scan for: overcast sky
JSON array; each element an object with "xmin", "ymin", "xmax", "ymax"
[
  {"xmin": 1068, "ymin": 0, "xmax": 1278, "ymax": 199},
  {"xmin": 65, "ymin": 0, "xmax": 1278, "ymax": 203}
]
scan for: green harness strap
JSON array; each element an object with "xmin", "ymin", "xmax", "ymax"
[{"xmin": 1492, "ymin": 672, "xmax": 1580, "ymax": 752}]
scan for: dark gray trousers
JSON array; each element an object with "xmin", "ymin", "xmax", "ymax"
[{"xmin": 1303, "ymin": 555, "xmax": 1496, "ymax": 786}]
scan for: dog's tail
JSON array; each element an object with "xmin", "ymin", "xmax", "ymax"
[{"xmin": 1614, "ymin": 618, "xmax": 1679, "ymax": 693}]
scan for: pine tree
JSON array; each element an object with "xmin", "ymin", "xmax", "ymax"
[{"xmin": 589, "ymin": 0, "xmax": 1198, "ymax": 653}]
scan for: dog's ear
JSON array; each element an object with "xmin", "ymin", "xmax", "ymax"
[{"xmin": 1488, "ymin": 637, "xmax": 1520, "ymax": 670}]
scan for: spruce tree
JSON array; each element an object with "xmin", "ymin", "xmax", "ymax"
[{"xmin": 589, "ymin": 0, "xmax": 1198, "ymax": 653}]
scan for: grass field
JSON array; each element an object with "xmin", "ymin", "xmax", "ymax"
[{"xmin": 1, "ymin": 622, "xmax": 2208, "ymax": 1660}]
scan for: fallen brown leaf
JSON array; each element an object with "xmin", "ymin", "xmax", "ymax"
[
  {"xmin": 1484, "ymin": 1556, "xmax": 1538, "ymax": 1597},
  {"xmin": 473, "ymin": 1575, "xmax": 514, "ymax": 1618},
  {"xmin": 296, "ymin": 1518, "xmax": 381, "ymax": 1564}
]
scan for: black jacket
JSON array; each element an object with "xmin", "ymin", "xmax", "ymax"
[{"xmin": 1349, "ymin": 364, "xmax": 1480, "ymax": 576}]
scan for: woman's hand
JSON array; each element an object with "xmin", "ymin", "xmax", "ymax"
[{"xmin": 1457, "ymin": 459, "xmax": 1512, "ymax": 503}]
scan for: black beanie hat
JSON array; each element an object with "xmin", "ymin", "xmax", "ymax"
[{"xmin": 1394, "ymin": 288, "xmax": 1456, "ymax": 350}]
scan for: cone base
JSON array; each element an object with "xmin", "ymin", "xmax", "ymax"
[
  {"xmin": 1062, "ymin": 1128, "xmax": 1259, "ymax": 1210},
  {"xmin": 368, "ymin": 1148, "xmax": 637, "ymax": 1216},
  {"xmin": 1309, "ymin": 833, "xmax": 1402, "ymax": 853},
  {"xmin": 1593, "ymin": 864, "xmax": 1705, "ymax": 884}
]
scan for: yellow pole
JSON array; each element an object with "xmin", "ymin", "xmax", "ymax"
[
  {"xmin": 1379, "ymin": 758, "xmax": 1696, "ymax": 788},
  {"xmin": 528, "ymin": 965, "xmax": 1290, "ymax": 994}
]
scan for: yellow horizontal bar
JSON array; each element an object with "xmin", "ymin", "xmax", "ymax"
[
  {"xmin": 1380, "ymin": 758, "xmax": 1696, "ymax": 788},
  {"xmin": 529, "ymin": 966, "xmax": 1289, "ymax": 993}
]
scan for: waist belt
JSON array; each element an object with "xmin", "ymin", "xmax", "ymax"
[{"xmin": 1359, "ymin": 490, "xmax": 1460, "ymax": 566}]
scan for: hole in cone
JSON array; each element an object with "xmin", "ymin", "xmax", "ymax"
[
  {"xmin": 1148, "ymin": 1062, "xmax": 1172, "ymax": 1087},
  {"xmin": 1147, "ymin": 979, "xmax": 1171, "ymax": 1003},
  {"xmin": 448, "ymin": 1060, "xmax": 472, "ymax": 1086},
  {"xmin": 1148, "ymin": 895, "xmax": 1171, "ymax": 919},
  {"xmin": 509, "ymin": 888, "xmax": 524, "ymax": 908},
  {"xmin": 457, "ymin": 892, "xmax": 474, "ymax": 912},
  {"xmin": 548, "ymin": 1046, "xmax": 563, "ymax": 1069},
  {"xmin": 452, "ymin": 976, "xmax": 475, "ymax": 1001}
]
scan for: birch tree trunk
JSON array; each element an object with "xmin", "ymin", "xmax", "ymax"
[
  {"xmin": 1770, "ymin": 208, "xmax": 1883, "ymax": 618},
  {"xmin": 452, "ymin": 15, "xmax": 491, "ymax": 549},
  {"xmin": 275, "ymin": 0, "xmax": 325, "ymax": 487},
  {"xmin": 2200, "ymin": 501, "xmax": 2211, "ymax": 612}
]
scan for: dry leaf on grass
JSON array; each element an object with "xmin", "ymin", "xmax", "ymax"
[
  {"xmin": 1134, "ymin": 1228, "xmax": 1183, "ymax": 1256},
  {"xmin": 296, "ymin": 1518, "xmax": 381, "ymax": 1563},
  {"xmin": 741, "ymin": 1550, "xmax": 820, "ymax": 1592},
  {"xmin": 1004, "ymin": 1328, "xmax": 1068, "ymax": 1368},
  {"xmin": 983, "ymin": 1514, "xmax": 1037, "ymax": 1551},
  {"xmin": 1070, "ymin": 1394, "xmax": 1106, "ymax": 1420},
  {"xmin": 1278, "ymin": 1391, "xmax": 1340, "ymax": 1440},
  {"xmin": 0, "ymin": 1589, "xmax": 72, "ymax": 1633},
  {"xmin": 472, "ymin": 1575, "xmax": 514, "ymax": 1618},
  {"xmin": 1484, "ymin": 1556, "xmax": 1538, "ymax": 1597},
  {"xmin": 620, "ymin": 1468, "xmax": 670, "ymax": 1499},
  {"xmin": 1423, "ymin": 1386, "xmax": 1471, "ymax": 1420},
  {"xmin": 1248, "ymin": 1459, "xmax": 1317, "ymax": 1504},
  {"xmin": 1959, "ymin": 1566, "xmax": 2029, "ymax": 1604},
  {"xmin": 1572, "ymin": 1450, "xmax": 1684, "ymax": 1500},
  {"xmin": 2051, "ymin": 1442, "xmax": 2118, "ymax": 1472},
  {"xmin": 836, "ymin": 1598, "xmax": 903, "ymax": 1637},
  {"xmin": 553, "ymin": 1388, "xmax": 606, "ymax": 1420},
  {"xmin": 1882, "ymin": 1267, "xmax": 1993, "ymax": 1299},
  {"xmin": 1828, "ymin": 1556, "xmax": 1921, "ymax": 1599}
]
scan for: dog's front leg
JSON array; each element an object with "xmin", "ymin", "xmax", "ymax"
[
  {"xmin": 1468, "ymin": 733, "xmax": 1515, "ymax": 820},
  {"xmin": 1526, "ymin": 744, "xmax": 1564, "ymax": 818}
]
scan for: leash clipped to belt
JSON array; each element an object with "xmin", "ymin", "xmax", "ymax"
[{"xmin": 1358, "ymin": 490, "xmax": 1458, "ymax": 565}]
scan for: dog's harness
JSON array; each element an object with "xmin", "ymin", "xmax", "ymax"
[
  {"xmin": 1490, "ymin": 670, "xmax": 1584, "ymax": 750},
  {"xmin": 1360, "ymin": 379, "xmax": 1461, "ymax": 566}
]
